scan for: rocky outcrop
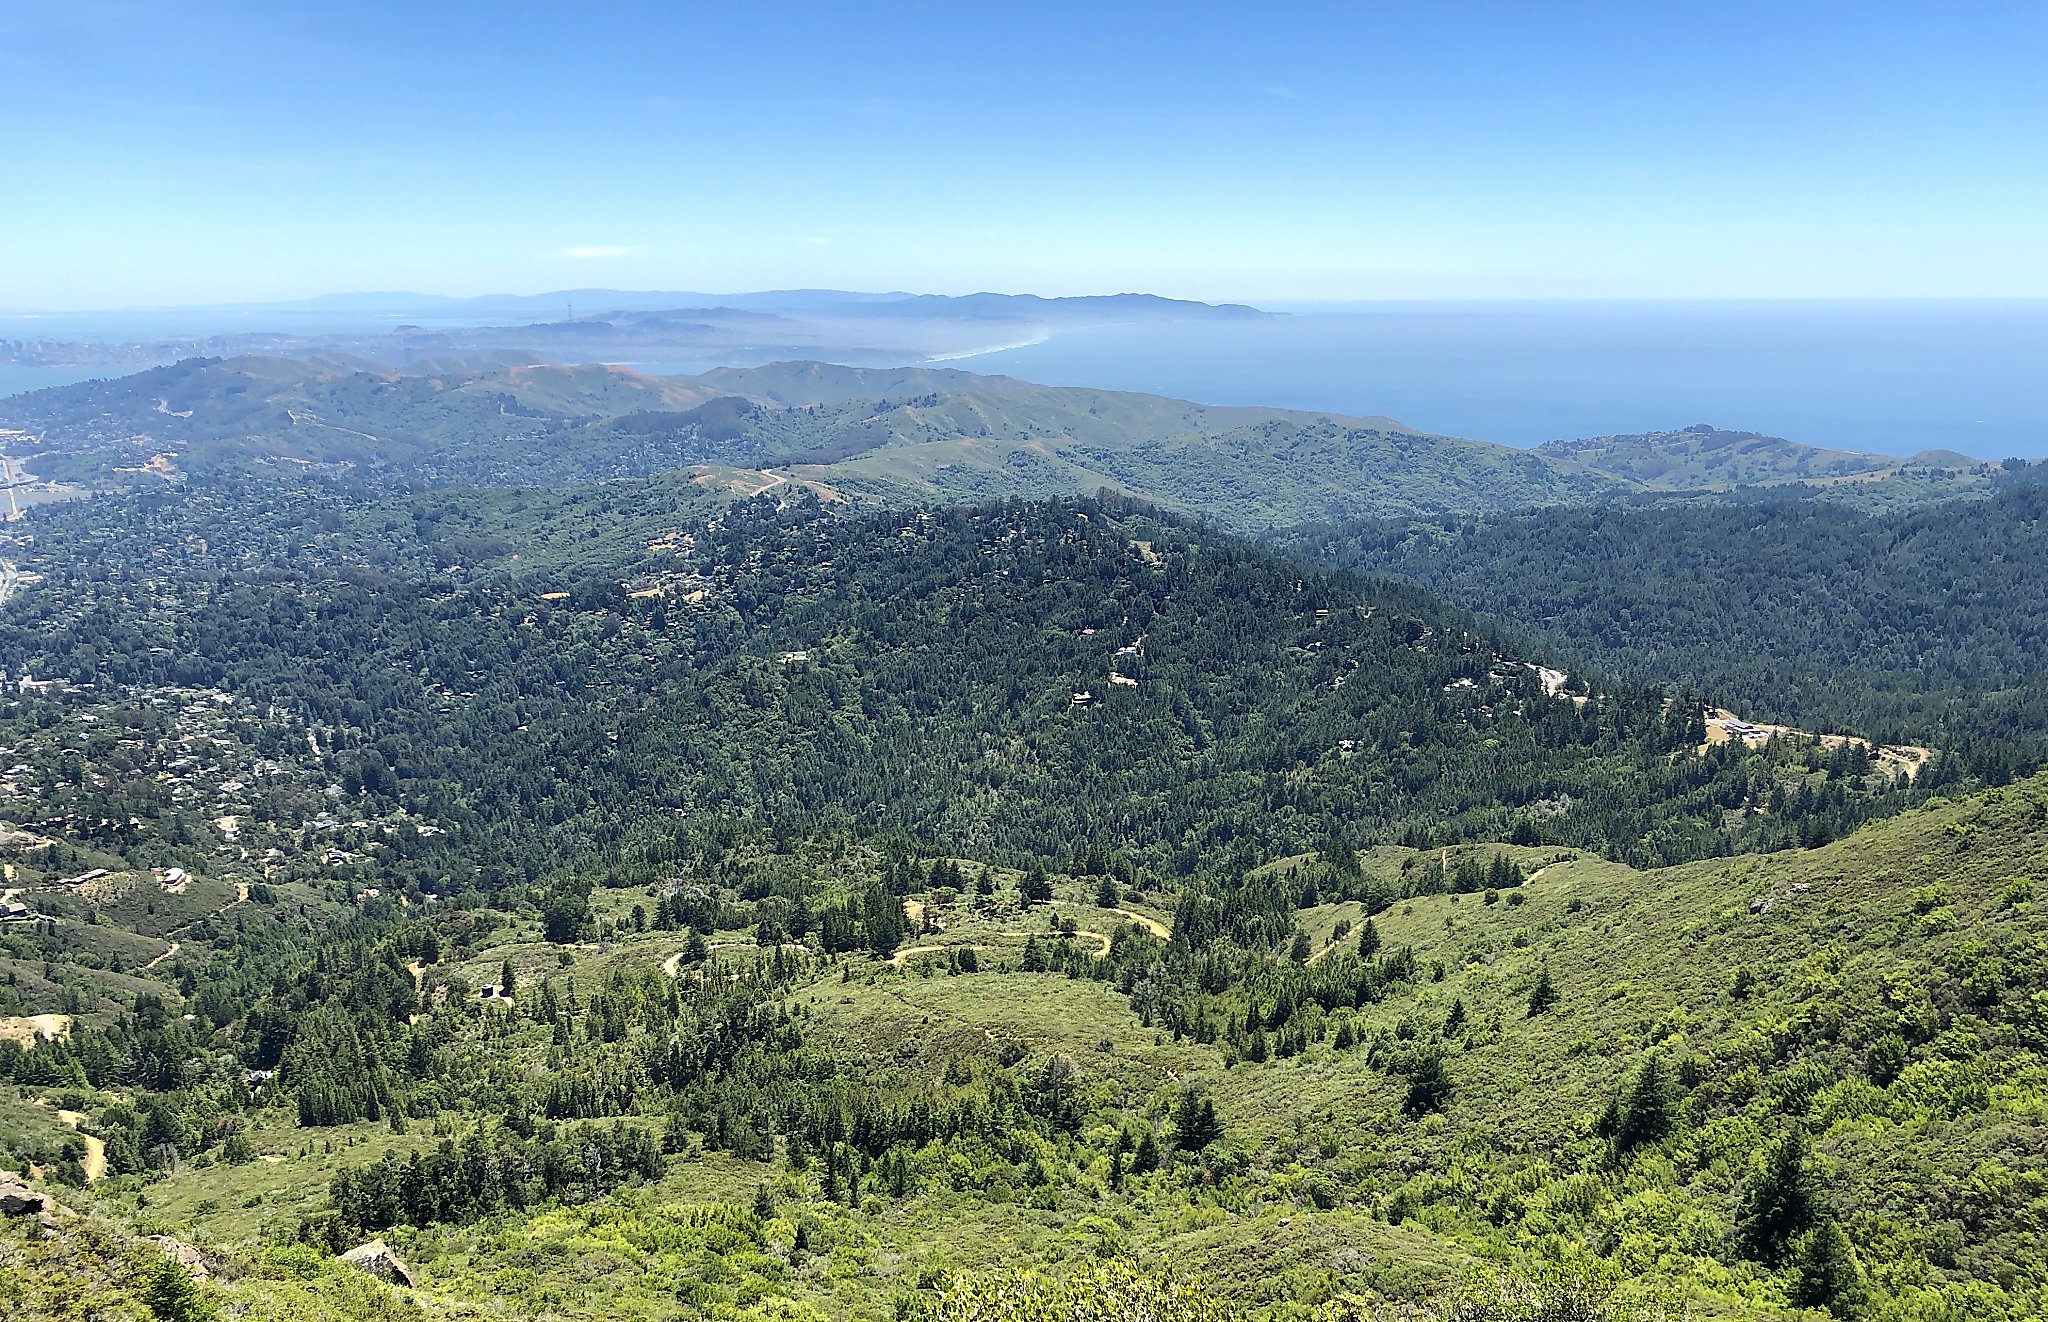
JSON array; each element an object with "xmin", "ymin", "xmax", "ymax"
[
  {"xmin": 0, "ymin": 1172, "xmax": 51, "ymax": 1217},
  {"xmin": 338, "ymin": 1238, "xmax": 415, "ymax": 1288},
  {"xmin": 146, "ymin": 1234, "xmax": 220, "ymax": 1280}
]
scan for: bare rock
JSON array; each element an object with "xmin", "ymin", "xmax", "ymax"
[
  {"xmin": 146, "ymin": 1234, "xmax": 219, "ymax": 1280},
  {"xmin": 0, "ymin": 1174, "xmax": 49, "ymax": 1216},
  {"xmin": 339, "ymin": 1238, "xmax": 416, "ymax": 1288}
]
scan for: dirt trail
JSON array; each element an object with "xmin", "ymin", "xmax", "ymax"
[
  {"xmin": 890, "ymin": 942, "xmax": 992, "ymax": 968},
  {"xmin": 1110, "ymin": 907, "xmax": 1170, "ymax": 939},
  {"xmin": 1066, "ymin": 930, "xmax": 1112, "ymax": 957},
  {"xmin": 56, "ymin": 1110, "xmax": 106, "ymax": 1182},
  {"xmin": 142, "ymin": 941, "xmax": 181, "ymax": 972}
]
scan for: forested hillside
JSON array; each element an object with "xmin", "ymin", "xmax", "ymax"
[
  {"xmin": 1289, "ymin": 480, "xmax": 2048, "ymax": 780},
  {"xmin": 0, "ymin": 485, "xmax": 1946, "ymax": 882}
]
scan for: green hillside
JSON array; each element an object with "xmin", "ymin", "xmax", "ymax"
[
  {"xmin": 1531, "ymin": 425, "xmax": 2008, "ymax": 510},
  {"xmin": 13, "ymin": 357, "xmax": 2002, "ymax": 532},
  {"xmin": 5, "ymin": 760, "xmax": 2043, "ymax": 1319},
  {"xmin": 2, "ymin": 361, "xmax": 2044, "ymax": 1322},
  {"xmin": 2, "ymin": 356, "xmax": 1618, "ymax": 526},
  {"xmin": 1538, "ymin": 425, "xmax": 1901, "ymax": 488}
]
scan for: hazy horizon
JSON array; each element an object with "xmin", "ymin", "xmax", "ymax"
[{"xmin": 11, "ymin": 290, "xmax": 2048, "ymax": 319}]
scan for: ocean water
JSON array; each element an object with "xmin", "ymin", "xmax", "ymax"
[
  {"xmin": 957, "ymin": 301, "xmax": 2048, "ymax": 459},
  {"xmin": 0, "ymin": 365, "xmax": 113, "ymax": 398}
]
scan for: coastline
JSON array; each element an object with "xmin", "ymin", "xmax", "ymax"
[{"xmin": 922, "ymin": 331, "xmax": 1053, "ymax": 363}]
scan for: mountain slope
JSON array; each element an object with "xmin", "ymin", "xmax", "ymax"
[
  {"xmin": 6, "ymin": 740, "xmax": 2043, "ymax": 1320},
  {"xmin": 1, "ymin": 355, "xmax": 1624, "ymax": 525},
  {"xmin": 1288, "ymin": 478, "xmax": 2048, "ymax": 774},
  {"xmin": 0, "ymin": 485, "xmax": 1949, "ymax": 877}
]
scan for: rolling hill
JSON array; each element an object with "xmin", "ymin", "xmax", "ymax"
[
  {"xmin": 4, "ymin": 728, "xmax": 2042, "ymax": 1319},
  {"xmin": 1534, "ymin": 424, "xmax": 2000, "ymax": 508},
  {"xmin": 9, "ymin": 359, "xmax": 2001, "ymax": 534},
  {"xmin": 0, "ymin": 355, "xmax": 1615, "ymax": 525}
]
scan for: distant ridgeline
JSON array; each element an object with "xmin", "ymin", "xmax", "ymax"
[
  {"xmin": 5, "ymin": 354, "xmax": 2042, "ymax": 769},
  {"xmin": 6, "ymin": 356, "xmax": 2025, "ymax": 522},
  {"xmin": 0, "ymin": 288, "xmax": 1271, "ymax": 375}
]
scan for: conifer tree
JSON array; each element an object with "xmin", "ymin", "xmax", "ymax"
[
  {"xmin": 1403, "ymin": 1044, "xmax": 1452, "ymax": 1115},
  {"xmin": 1792, "ymin": 1218, "xmax": 1866, "ymax": 1317},
  {"xmin": 1739, "ymin": 1130, "xmax": 1821, "ymax": 1266},
  {"xmin": 1170, "ymin": 1090, "xmax": 1223, "ymax": 1152},
  {"xmin": 1602, "ymin": 1053, "xmax": 1678, "ymax": 1155},
  {"xmin": 1133, "ymin": 1128, "xmax": 1161, "ymax": 1173}
]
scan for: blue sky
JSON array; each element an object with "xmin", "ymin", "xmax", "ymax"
[{"xmin": 2, "ymin": 0, "xmax": 2043, "ymax": 308}]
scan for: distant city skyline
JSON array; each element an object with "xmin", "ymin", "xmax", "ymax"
[{"xmin": 4, "ymin": 1, "xmax": 2044, "ymax": 309}]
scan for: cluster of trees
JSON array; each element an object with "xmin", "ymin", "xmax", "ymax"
[{"xmin": 318, "ymin": 1120, "xmax": 665, "ymax": 1242}]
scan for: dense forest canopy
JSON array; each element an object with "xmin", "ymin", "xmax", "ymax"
[
  {"xmin": 1286, "ymin": 475, "xmax": 2048, "ymax": 779},
  {"xmin": 0, "ymin": 483, "xmax": 1952, "ymax": 882}
]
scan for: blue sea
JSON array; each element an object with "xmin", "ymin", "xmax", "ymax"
[
  {"xmin": 959, "ymin": 300, "xmax": 2048, "ymax": 460},
  {"xmin": 7, "ymin": 300, "xmax": 2044, "ymax": 458}
]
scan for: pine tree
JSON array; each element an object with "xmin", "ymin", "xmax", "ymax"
[
  {"xmin": 139, "ymin": 1256, "xmax": 216, "ymax": 1322},
  {"xmin": 1403, "ymin": 1044, "xmax": 1452, "ymax": 1115},
  {"xmin": 1170, "ymin": 1090, "xmax": 1222, "ymax": 1152},
  {"xmin": 1792, "ymin": 1218, "xmax": 1866, "ymax": 1317},
  {"xmin": 1739, "ymin": 1130, "xmax": 1821, "ymax": 1266},
  {"xmin": 1603, "ymin": 1053, "xmax": 1678, "ymax": 1155},
  {"xmin": 1526, "ymin": 966, "xmax": 1558, "ymax": 1016}
]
